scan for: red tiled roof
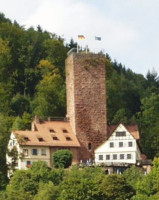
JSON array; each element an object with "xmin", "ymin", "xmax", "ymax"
[
  {"xmin": 107, "ymin": 124, "xmax": 140, "ymax": 140},
  {"xmin": 13, "ymin": 121, "xmax": 80, "ymax": 147}
]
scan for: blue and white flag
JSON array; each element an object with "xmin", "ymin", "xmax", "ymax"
[{"xmin": 95, "ymin": 36, "xmax": 101, "ymax": 41}]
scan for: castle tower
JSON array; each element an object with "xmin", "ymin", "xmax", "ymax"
[{"xmin": 66, "ymin": 53, "xmax": 107, "ymax": 160}]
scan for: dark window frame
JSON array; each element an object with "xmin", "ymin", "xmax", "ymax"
[
  {"xmin": 119, "ymin": 142, "xmax": 123, "ymax": 147},
  {"xmin": 128, "ymin": 141, "xmax": 133, "ymax": 147},
  {"xmin": 99, "ymin": 155, "xmax": 103, "ymax": 160},
  {"xmin": 127, "ymin": 154, "xmax": 131, "ymax": 159},
  {"xmin": 110, "ymin": 142, "xmax": 114, "ymax": 148},
  {"xmin": 120, "ymin": 154, "xmax": 124, "ymax": 159},
  {"xmin": 106, "ymin": 155, "xmax": 110, "ymax": 160},
  {"xmin": 32, "ymin": 149, "xmax": 38, "ymax": 155},
  {"xmin": 113, "ymin": 154, "xmax": 117, "ymax": 160},
  {"xmin": 116, "ymin": 131, "xmax": 126, "ymax": 137}
]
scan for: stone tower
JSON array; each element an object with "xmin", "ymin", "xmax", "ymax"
[{"xmin": 65, "ymin": 53, "xmax": 107, "ymax": 160}]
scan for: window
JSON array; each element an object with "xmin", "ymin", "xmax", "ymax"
[
  {"xmin": 110, "ymin": 142, "xmax": 114, "ymax": 148},
  {"xmin": 128, "ymin": 141, "xmax": 133, "ymax": 147},
  {"xmin": 66, "ymin": 136, "xmax": 71, "ymax": 141},
  {"xmin": 113, "ymin": 154, "xmax": 117, "ymax": 160},
  {"xmin": 38, "ymin": 137, "xmax": 44, "ymax": 142},
  {"xmin": 63, "ymin": 129, "xmax": 68, "ymax": 133},
  {"xmin": 23, "ymin": 149, "xmax": 28, "ymax": 156},
  {"xmin": 24, "ymin": 137, "xmax": 29, "ymax": 141},
  {"xmin": 41, "ymin": 149, "xmax": 46, "ymax": 155},
  {"xmin": 106, "ymin": 155, "xmax": 110, "ymax": 160},
  {"xmin": 12, "ymin": 140, "xmax": 16, "ymax": 145},
  {"xmin": 99, "ymin": 155, "xmax": 103, "ymax": 160},
  {"xmin": 32, "ymin": 149, "xmax": 38, "ymax": 155},
  {"xmin": 50, "ymin": 129, "xmax": 55, "ymax": 133},
  {"xmin": 53, "ymin": 136, "xmax": 58, "ymax": 140},
  {"xmin": 119, "ymin": 142, "xmax": 123, "ymax": 147},
  {"xmin": 127, "ymin": 154, "xmax": 131, "ymax": 159},
  {"xmin": 116, "ymin": 131, "xmax": 126, "ymax": 137},
  {"xmin": 120, "ymin": 154, "xmax": 124, "ymax": 159},
  {"xmin": 88, "ymin": 143, "xmax": 92, "ymax": 150},
  {"xmin": 26, "ymin": 161, "xmax": 31, "ymax": 168}
]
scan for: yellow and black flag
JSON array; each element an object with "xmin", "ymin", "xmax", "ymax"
[{"xmin": 78, "ymin": 35, "xmax": 85, "ymax": 39}]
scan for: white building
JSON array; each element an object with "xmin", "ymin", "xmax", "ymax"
[
  {"xmin": 95, "ymin": 124, "xmax": 142, "ymax": 172},
  {"xmin": 6, "ymin": 117, "xmax": 80, "ymax": 177}
]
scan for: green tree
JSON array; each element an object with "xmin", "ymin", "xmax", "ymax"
[
  {"xmin": 34, "ymin": 182, "xmax": 59, "ymax": 200},
  {"xmin": 59, "ymin": 167, "xmax": 104, "ymax": 200},
  {"xmin": 11, "ymin": 94, "xmax": 30, "ymax": 116},
  {"xmin": 138, "ymin": 94, "xmax": 159, "ymax": 158},
  {"xmin": 52, "ymin": 149, "xmax": 72, "ymax": 168},
  {"xmin": 12, "ymin": 112, "xmax": 31, "ymax": 130},
  {"xmin": 100, "ymin": 174, "xmax": 135, "ymax": 200},
  {"xmin": 43, "ymin": 38, "xmax": 67, "ymax": 79},
  {"xmin": 32, "ymin": 64, "xmax": 66, "ymax": 118},
  {"xmin": 123, "ymin": 165, "xmax": 144, "ymax": 191}
]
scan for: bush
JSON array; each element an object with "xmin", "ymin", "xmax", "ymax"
[{"xmin": 52, "ymin": 149, "xmax": 72, "ymax": 168}]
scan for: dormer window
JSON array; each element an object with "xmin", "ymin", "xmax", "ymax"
[
  {"xmin": 66, "ymin": 136, "xmax": 71, "ymax": 141},
  {"xmin": 63, "ymin": 129, "xmax": 68, "ymax": 133},
  {"xmin": 53, "ymin": 136, "xmax": 58, "ymax": 140},
  {"xmin": 50, "ymin": 129, "xmax": 55, "ymax": 133},
  {"xmin": 38, "ymin": 137, "xmax": 44, "ymax": 142},
  {"xmin": 24, "ymin": 137, "xmax": 29, "ymax": 141}
]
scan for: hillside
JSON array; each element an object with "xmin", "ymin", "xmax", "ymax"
[{"xmin": 0, "ymin": 13, "xmax": 159, "ymax": 190}]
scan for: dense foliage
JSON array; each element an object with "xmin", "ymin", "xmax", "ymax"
[
  {"xmin": 1, "ymin": 13, "xmax": 159, "ymax": 194},
  {"xmin": 2, "ymin": 159, "xmax": 159, "ymax": 200},
  {"xmin": 52, "ymin": 149, "xmax": 73, "ymax": 168}
]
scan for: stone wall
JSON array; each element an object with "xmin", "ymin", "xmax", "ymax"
[{"xmin": 66, "ymin": 53, "xmax": 107, "ymax": 161}]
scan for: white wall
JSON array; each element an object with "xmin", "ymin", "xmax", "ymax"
[
  {"xmin": 19, "ymin": 146, "xmax": 51, "ymax": 169},
  {"xmin": 6, "ymin": 133, "xmax": 51, "ymax": 174},
  {"xmin": 95, "ymin": 124, "xmax": 141, "ymax": 165}
]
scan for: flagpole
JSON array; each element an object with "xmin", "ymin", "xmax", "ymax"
[
  {"xmin": 77, "ymin": 43, "xmax": 79, "ymax": 53},
  {"xmin": 86, "ymin": 45, "xmax": 88, "ymax": 54}
]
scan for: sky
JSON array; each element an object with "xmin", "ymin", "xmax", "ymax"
[{"xmin": 1, "ymin": 0, "xmax": 159, "ymax": 76}]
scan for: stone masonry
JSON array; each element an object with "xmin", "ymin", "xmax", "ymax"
[{"xmin": 66, "ymin": 53, "xmax": 107, "ymax": 161}]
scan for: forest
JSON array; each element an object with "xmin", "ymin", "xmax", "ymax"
[{"xmin": 0, "ymin": 12, "xmax": 159, "ymax": 198}]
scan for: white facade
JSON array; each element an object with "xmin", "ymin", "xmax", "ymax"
[
  {"xmin": 95, "ymin": 124, "xmax": 141, "ymax": 165},
  {"xmin": 6, "ymin": 133, "xmax": 50, "ymax": 177}
]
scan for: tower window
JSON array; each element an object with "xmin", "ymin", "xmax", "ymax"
[{"xmin": 88, "ymin": 143, "xmax": 92, "ymax": 150}]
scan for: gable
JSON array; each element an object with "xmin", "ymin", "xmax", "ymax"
[
  {"xmin": 95, "ymin": 124, "xmax": 138, "ymax": 152},
  {"xmin": 110, "ymin": 124, "xmax": 134, "ymax": 140}
]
